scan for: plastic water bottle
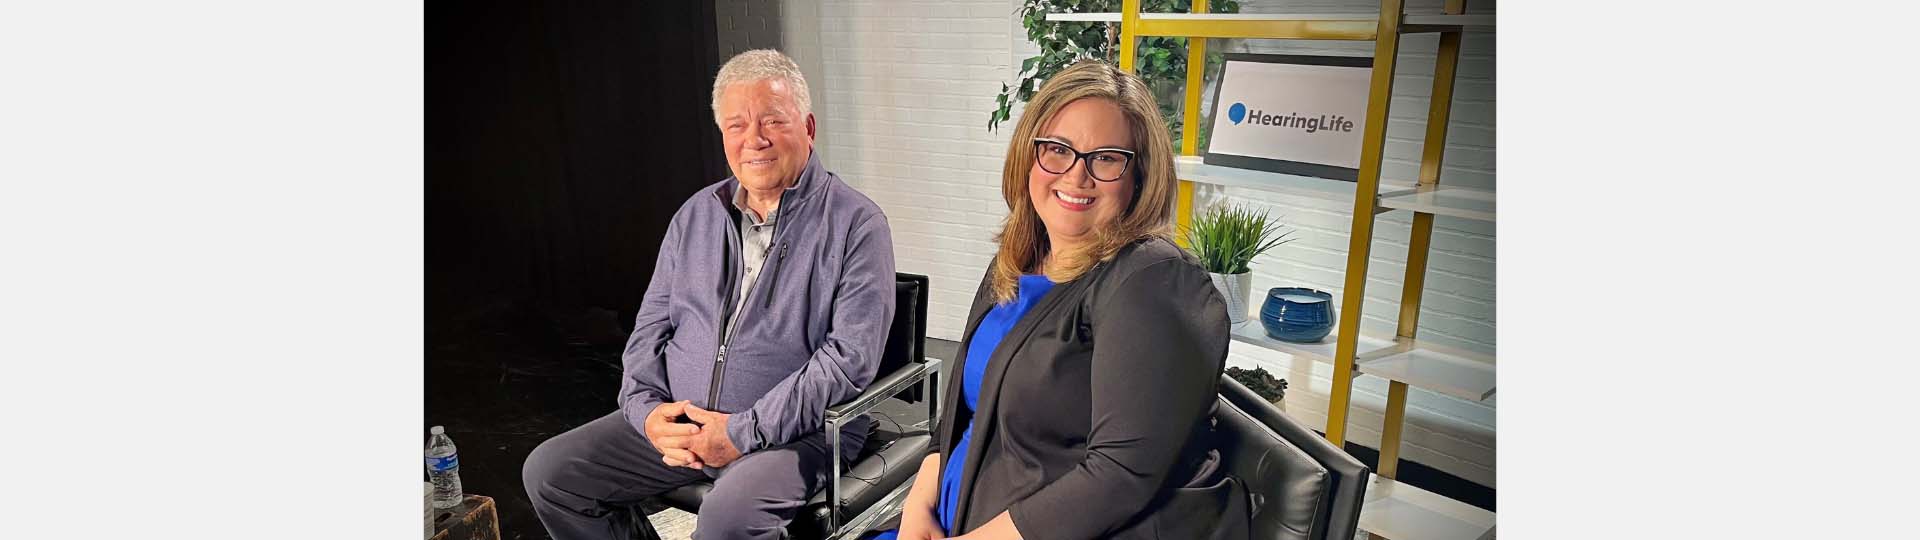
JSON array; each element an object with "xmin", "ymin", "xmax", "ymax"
[{"xmin": 425, "ymin": 426, "xmax": 464, "ymax": 509}]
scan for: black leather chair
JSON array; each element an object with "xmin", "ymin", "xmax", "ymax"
[
  {"xmin": 636, "ymin": 273, "xmax": 940, "ymax": 540},
  {"xmin": 1216, "ymin": 376, "xmax": 1371, "ymax": 540}
]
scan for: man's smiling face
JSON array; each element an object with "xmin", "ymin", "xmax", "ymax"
[{"xmin": 716, "ymin": 78, "xmax": 815, "ymax": 191}]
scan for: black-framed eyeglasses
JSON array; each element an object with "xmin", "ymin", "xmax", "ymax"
[{"xmin": 1033, "ymin": 137, "xmax": 1135, "ymax": 182}]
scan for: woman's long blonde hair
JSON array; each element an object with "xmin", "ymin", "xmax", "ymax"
[{"xmin": 989, "ymin": 60, "xmax": 1179, "ymax": 303}]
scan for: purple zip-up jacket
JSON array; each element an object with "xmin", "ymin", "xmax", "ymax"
[{"xmin": 618, "ymin": 151, "xmax": 896, "ymax": 456}]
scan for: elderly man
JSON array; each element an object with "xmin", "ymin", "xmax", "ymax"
[{"xmin": 523, "ymin": 49, "xmax": 896, "ymax": 540}]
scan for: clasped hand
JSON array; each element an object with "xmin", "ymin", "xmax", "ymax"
[{"xmin": 644, "ymin": 400, "xmax": 744, "ymax": 469}]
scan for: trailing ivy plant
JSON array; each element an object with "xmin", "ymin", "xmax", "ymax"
[
  {"xmin": 991, "ymin": 0, "xmax": 1241, "ymax": 155},
  {"xmin": 1226, "ymin": 366, "xmax": 1289, "ymax": 403}
]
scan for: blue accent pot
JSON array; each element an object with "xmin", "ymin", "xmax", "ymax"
[{"xmin": 1260, "ymin": 287, "xmax": 1335, "ymax": 343}]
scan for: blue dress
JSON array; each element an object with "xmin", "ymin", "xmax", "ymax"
[{"xmin": 872, "ymin": 274, "xmax": 1056, "ymax": 539}]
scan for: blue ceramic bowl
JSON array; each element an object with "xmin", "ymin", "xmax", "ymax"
[{"xmin": 1261, "ymin": 287, "xmax": 1335, "ymax": 343}]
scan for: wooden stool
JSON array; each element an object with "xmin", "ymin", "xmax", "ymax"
[{"xmin": 430, "ymin": 495, "xmax": 501, "ymax": 540}]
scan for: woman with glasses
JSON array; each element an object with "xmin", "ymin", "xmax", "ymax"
[{"xmin": 873, "ymin": 60, "xmax": 1244, "ymax": 540}]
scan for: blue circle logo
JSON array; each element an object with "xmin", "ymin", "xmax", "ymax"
[{"xmin": 1228, "ymin": 102, "xmax": 1246, "ymax": 125}]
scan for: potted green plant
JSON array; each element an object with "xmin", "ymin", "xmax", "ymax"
[{"xmin": 1180, "ymin": 203, "xmax": 1295, "ymax": 325}]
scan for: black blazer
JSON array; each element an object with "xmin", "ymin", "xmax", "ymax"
[{"xmin": 934, "ymin": 238, "xmax": 1246, "ymax": 539}]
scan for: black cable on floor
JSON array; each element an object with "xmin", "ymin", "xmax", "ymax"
[{"xmin": 837, "ymin": 410, "xmax": 910, "ymax": 487}]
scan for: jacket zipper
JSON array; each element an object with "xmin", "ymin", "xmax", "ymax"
[
  {"xmin": 761, "ymin": 242, "xmax": 787, "ymax": 309},
  {"xmin": 708, "ymin": 219, "xmax": 742, "ymax": 410},
  {"xmin": 706, "ymin": 190, "xmax": 790, "ymax": 411}
]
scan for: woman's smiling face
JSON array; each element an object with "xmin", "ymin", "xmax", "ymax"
[{"xmin": 1027, "ymin": 97, "xmax": 1135, "ymax": 254}]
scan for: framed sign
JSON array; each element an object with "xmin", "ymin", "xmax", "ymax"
[{"xmin": 1204, "ymin": 53, "xmax": 1373, "ymax": 182}]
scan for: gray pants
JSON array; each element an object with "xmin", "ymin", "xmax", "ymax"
[{"xmin": 523, "ymin": 411, "xmax": 867, "ymax": 540}]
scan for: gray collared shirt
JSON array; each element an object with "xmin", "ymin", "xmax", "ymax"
[{"xmin": 722, "ymin": 184, "xmax": 793, "ymax": 341}]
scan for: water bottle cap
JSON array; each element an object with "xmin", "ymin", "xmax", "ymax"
[{"xmin": 430, "ymin": 426, "xmax": 445, "ymax": 435}]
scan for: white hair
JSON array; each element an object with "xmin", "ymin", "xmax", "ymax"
[{"xmin": 711, "ymin": 49, "xmax": 812, "ymax": 121}]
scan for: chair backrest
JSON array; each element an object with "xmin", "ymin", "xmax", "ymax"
[
  {"xmin": 879, "ymin": 272, "xmax": 929, "ymax": 402},
  {"xmin": 1216, "ymin": 376, "xmax": 1372, "ymax": 540}
]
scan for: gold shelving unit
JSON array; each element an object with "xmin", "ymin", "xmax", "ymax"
[{"xmin": 1050, "ymin": 1, "xmax": 1496, "ymax": 538}]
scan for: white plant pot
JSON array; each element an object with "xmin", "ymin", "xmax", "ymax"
[{"xmin": 1209, "ymin": 271, "xmax": 1253, "ymax": 325}]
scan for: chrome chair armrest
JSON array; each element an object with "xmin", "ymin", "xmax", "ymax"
[
  {"xmin": 823, "ymin": 357, "xmax": 942, "ymax": 538},
  {"xmin": 826, "ymin": 357, "xmax": 941, "ymax": 423}
]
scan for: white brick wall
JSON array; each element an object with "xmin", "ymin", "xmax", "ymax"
[
  {"xmin": 814, "ymin": 0, "xmax": 1018, "ymax": 342},
  {"xmin": 783, "ymin": 0, "xmax": 1497, "ymax": 487}
]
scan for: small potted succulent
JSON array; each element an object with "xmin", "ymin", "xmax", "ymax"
[{"xmin": 1180, "ymin": 203, "xmax": 1295, "ymax": 325}]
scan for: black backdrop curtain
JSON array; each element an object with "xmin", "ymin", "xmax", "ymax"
[{"xmin": 428, "ymin": 0, "xmax": 727, "ymax": 331}]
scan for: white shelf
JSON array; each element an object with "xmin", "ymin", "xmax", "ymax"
[
  {"xmin": 1356, "ymin": 340, "xmax": 1496, "ymax": 402},
  {"xmin": 1144, "ymin": 13, "xmax": 1377, "ymax": 21},
  {"xmin": 1043, "ymin": 12, "xmax": 1120, "ymax": 22},
  {"xmin": 1042, "ymin": 13, "xmax": 1379, "ymax": 23},
  {"xmin": 1042, "ymin": 12, "xmax": 1495, "ymax": 29},
  {"xmin": 1403, "ymin": 14, "xmax": 1496, "ymax": 28},
  {"xmin": 1377, "ymin": 185, "xmax": 1495, "ymax": 222},
  {"xmin": 1229, "ymin": 320, "xmax": 1394, "ymax": 368},
  {"xmin": 1360, "ymin": 477, "xmax": 1496, "ymax": 540},
  {"xmin": 1235, "ymin": 323, "xmax": 1496, "ymax": 402},
  {"xmin": 1177, "ymin": 157, "xmax": 1416, "ymax": 204},
  {"xmin": 1356, "ymin": 336, "xmax": 1495, "ymax": 366}
]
